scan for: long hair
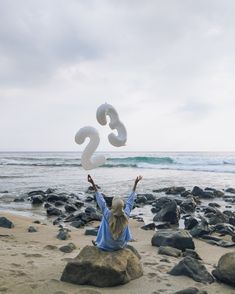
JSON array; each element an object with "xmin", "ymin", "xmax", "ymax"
[{"xmin": 109, "ymin": 197, "xmax": 128, "ymax": 240}]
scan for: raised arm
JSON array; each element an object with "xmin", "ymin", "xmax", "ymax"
[
  {"xmin": 125, "ymin": 175, "xmax": 143, "ymax": 216},
  {"xmin": 132, "ymin": 175, "xmax": 143, "ymax": 192},
  {"xmin": 87, "ymin": 174, "xmax": 98, "ymax": 192},
  {"xmin": 87, "ymin": 175, "xmax": 109, "ymax": 217}
]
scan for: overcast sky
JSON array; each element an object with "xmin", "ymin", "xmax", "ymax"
[{"xmin": 0, "ymin": 0, "xmax": 235, "ymax": 152}]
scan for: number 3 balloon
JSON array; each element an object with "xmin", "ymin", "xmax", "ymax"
[{"xmin": 96, "ymin": 103, "xmax": 127, "ymax": 147}]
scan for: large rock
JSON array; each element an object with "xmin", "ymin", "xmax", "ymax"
[
  {"xmin": 169, "ymin": 256, "xmax": 214, "ymax": 283},
  {"xmin": 212, "ymin": 252, "xmax": 235, "ymax": 286},
  {"xmin": 0, "ymin": 217, "xmax": 14, "ymax": 228},
  {"xmin": 152, "ymin": 229, "xmax": 195, "ymax": 251},
  {"xmin": 61, "ymin": 245, "xmax": 143, "ymax": 287},
  {"xmin": 153, "ymin": 198, "xmax": 180, "ymax": 224}
]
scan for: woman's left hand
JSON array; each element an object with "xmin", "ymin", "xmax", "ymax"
[{"xmin": 88, "ymin": 174, "xmax": 94, "ymax": 185}]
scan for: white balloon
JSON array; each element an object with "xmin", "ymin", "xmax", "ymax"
[
  {"xmin": 75, "ymin": 126, "xmax": 105, "ymax": 170},
  {"xmin": 96, "ymin": 103, "xmax": 127, "ymax": 147}
]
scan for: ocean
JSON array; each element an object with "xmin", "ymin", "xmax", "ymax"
[{"xmin": 0, "ymin": 151, "xmax": 235, "ymax": 219}]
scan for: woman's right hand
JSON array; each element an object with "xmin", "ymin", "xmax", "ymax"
[
  {"xmin": 133, "ymin": 175, "xmax": 143, "ymax": 191},
  {"xmin": 135, "ymin": 175, "xmax": 143, "ymax": 184}
]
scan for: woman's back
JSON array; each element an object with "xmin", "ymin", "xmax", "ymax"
[{"xmin": 95, "ymin": 191, "xmax": 136, "ymax": 251}]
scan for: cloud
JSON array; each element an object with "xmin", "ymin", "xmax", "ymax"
[{"xmin": 0, "ymin": 0, "xmax": 235, "ymax": 151}]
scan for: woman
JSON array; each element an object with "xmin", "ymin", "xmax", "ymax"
[{"xmin": 87, "ymin": 174, "xmax": 143, "ymax": 251}]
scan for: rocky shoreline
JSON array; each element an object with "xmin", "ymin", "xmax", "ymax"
[{"xmin": 1, "ymin": 184, "xmax": 235, "ymax": 293}]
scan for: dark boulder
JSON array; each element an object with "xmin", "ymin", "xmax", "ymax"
[
  {"xmin": 205, "ymin": 187, "xmax": 224, "ymax": 197},
  {"xmin": 47, "ymin": 207, "xmax": 62, "ymax": 216},
  {"xmin": 135, "ymin": 195, "xmax": 147, "ymax": 204},
  {"xmin": 141, "ymin": 222, "xmax": 156, "ymax": 230},
  {"xmin": 153, "ymin": 199, "xmax": 180, "ymax": 224},
  {"xmin": 189, "ymin": 217, "xmax": 210, "ymax": 238},
  {"xmin": 54, "ymin": 200, "xmax": 65, "ymax": 207},
  {"xmin": 225, "ymin": 188, "xmax": 235, "ymax": 194},
  {"xmin": 206, "ymin": 209, "xmax": 229, "ymax": 225},
  {"xmin": 13, "ymin": 197, "xmax": 25, "ymax": 202},
  {"xmin": 70, "ymin": 220, "xmax": 84, "ymax": 228},
  {"xmin": 31, "ymin": 195, "xmax": 44, "ymax": 205},
  {"xmin": 192, "ymin": 186, "xmax": 204, "ymax": 197},
  {"xmin": 85, "ymin": 228, "xmax": 99, "ymax": 236},
  {"xmin": 28, "ymin": 190, "xmax": 45, "ymax": 197},
  {"xmin": 200, "ymin": 235, "xmax": 235, "ymax": 248},
  {"xmin": 64, "ymin": 204, "xmax": 77, "ymax": 213},
  {"xmin": 33, "ymin": 220, "xmax": 41, "ymax": 224},
  {"xmin": 57, "ymin": 229, "xmax": 70, "ymax": 240},
  {"xmin": 184, "ymin": 217, "xmax": 199, "ymax": 230},
  {"xmin": 229, "ymin": 217, "xmax": 235, "ymax": 226},
  {"xmin": 212, "ymin": 252, "xmax": 235, "ymax": 286},
  {"xmin": 155, "ymin": 222, "xmax": 171, "ymax": 229},
  {"xmin": 152, "ymin": 229, "xmax": 195, "ymax": 251},
  {"xmin": 138, "ymin": 193, "xmax": 155, "ymax": 201},
  {"xmin": 47, "ymin": 194, "xmax": 67, "ymax": 203},
  {"xmin": 208, "ymin": 202, "xmax": 221, "ymax": 208},
  {"xmin": 192, "ymin": 186, "xmax": 214, "ymax": 199},
  {"xmin": 85, "ymin": 206, "xmax": 97, "ymax": 215},
  {"xmin": 158, "ymin": 246, "xmax": 182, "ymax": 257},
  {"xmin": 103, "ymin": 195, "xmax": 113, "ymax": 208},
  {"xmin": 180, "ymin": 191, "xmax": 192, "ymax": 198},
  {"xmin": 88, "ymin": 212, "xmax": 102, "ymax": 222},
  {"xmin": 60, "ymin": 245, "xmax": 143, "ymax": 287},
  {"xmin": 180, "ymin": 197, "xmax": 197, "ymax": 213},
  {"xmin": 59, "ymin": 243, "xmax": 76, "ymax": 253},
  {"xmin": 165, "ymin": 186, "xmax": 186, "ymax": 195},
  {"xmin": 53, "ymin": 218, "xmax": 62, "ymax": 225},
  {"xmin": 152, "ymin": 188, "xmax": 169, "ymax": 193},
  {"xmin": 211, "ymin": 223, "xmax": 234, "ymax": 236},
  {"xmin": 85, "ymin": 196, "xmax": 94, "ymax": 202},
  {"xmin": 28, "ymin": 226, "xmax": 37, "ymax": 233},
  {"xmin": 45, "ymin": 188, "xmax": 55, "ymax": 194},
  {"xmin": 151, "ymin": 207, "xmax": 158, "ymax": 213},
  {"xmin": 169, "ymin": 256, "xmax": 214, "ymax": 283},
  {"xmin": 74, "ymin": 201, "xmax": 84, "ymax": 208},
  {"xmin": 0, "ymin": 217, "xmax": 14, "ymax": 228},
  {"xmin": 44, "ymin": 202, "xmax": 51, "ymax": 209},
  {"xmin": 182, "ymin": 249, "xmax": 202, "ymax": 260}
]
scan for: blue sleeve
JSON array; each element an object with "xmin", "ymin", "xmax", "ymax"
[
  {"xmin": 124, "ymin": 191, "xmax": 137, "ymax": 217},
  {"xmin": 95, "ymin": 191, "xmax": 110, "ymax": 219}
]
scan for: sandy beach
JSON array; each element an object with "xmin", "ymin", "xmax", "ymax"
[{"xmin": 0, "ymin": 212, "xmax": 234, "ymax": 294}]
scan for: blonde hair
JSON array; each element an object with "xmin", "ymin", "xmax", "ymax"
[{"xmin": 109, "ymin": 197, "xmax": 128, "ymax": 240}]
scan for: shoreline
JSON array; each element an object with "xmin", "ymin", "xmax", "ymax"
[{"xmin": 0, "ymin": 211, "xmax": 235, "ymax": 294}]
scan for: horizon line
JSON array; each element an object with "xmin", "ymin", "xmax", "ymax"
[{"xmin": 0, "ymin": 150, "xmax": 235, "ymax": 153}]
